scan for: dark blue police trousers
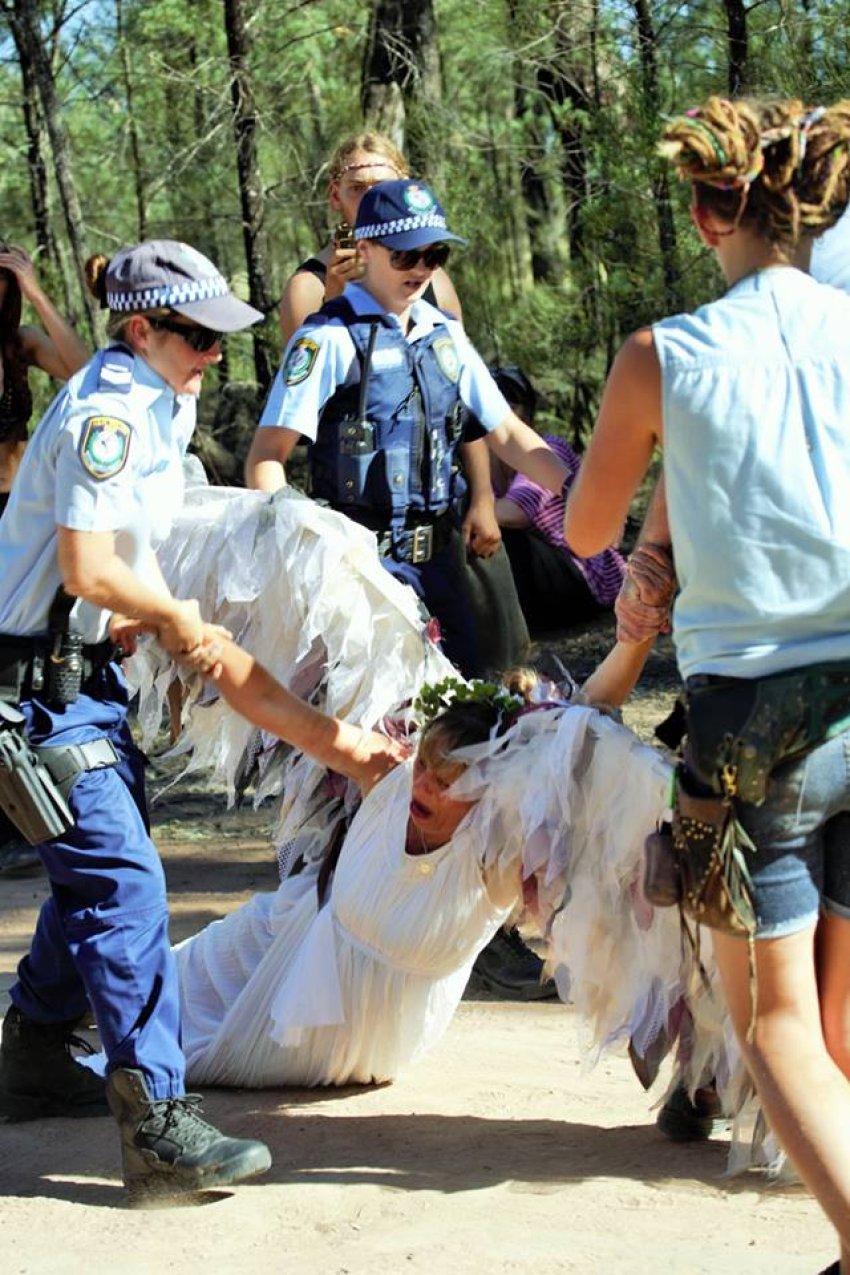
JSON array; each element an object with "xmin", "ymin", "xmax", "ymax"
[{"xmin": 10, "ymin": 666, "xmax": 185, "ymax": 1099}]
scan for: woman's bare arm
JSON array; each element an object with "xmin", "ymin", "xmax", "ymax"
[
  {"xmin": 199, "ymin": 639, "xmax": 408, "ymax": 794},
  {"xmin": 564, "ymin": 329, "xmax": 662, "ymax": 557}
]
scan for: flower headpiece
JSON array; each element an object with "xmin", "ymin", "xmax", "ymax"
[{"xmin": 413, "ymin": 677, "xmax": 524, "ymax": 730}]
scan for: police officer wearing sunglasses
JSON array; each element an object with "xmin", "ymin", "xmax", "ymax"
[
  {"xmin": 0, "ymin": 240, "xmax": 272, "ymax": 1200},
  {"xmin": 248, "ymin": 180, "xmax": 569, "ymax": 674}
]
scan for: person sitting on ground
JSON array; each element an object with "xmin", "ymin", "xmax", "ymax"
[{"xmin": 488, "ymin": 365, "xmax": 625, "ymax": 635}]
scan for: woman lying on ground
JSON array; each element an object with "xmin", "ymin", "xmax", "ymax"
[{"xmin": 114, "ymin": 632, "xmax": 672, "ymax": 1091}]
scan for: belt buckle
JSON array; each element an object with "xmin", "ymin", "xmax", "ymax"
[{"xmin": 410, "ymin": 524, "xmax": 433, "ymax": 564}]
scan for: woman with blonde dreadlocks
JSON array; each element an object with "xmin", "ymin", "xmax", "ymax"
[{"xmin": 565, "ymin": 96, "xmax": 850, "ymax": 1273}]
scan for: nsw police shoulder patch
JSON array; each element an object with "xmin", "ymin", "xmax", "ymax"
[
  {"xmin": 283, "ymin": 337, "xmax": 320, "ymax": 386},
  {"xmin": 432, "ymin": 337, "xmax": 460, "ymax": 383},
  {"xmin": 80, "ymin": 416, "xmax": 132, "ymax": 480}
]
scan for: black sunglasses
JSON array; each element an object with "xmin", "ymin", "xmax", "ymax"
[
  {"xmin": 148, "ymin": 315, "xmax": 223, "ymax": 353},
  {"xmin": 387, "ymin": 244, "xmax": 451, "ymax": 271}
]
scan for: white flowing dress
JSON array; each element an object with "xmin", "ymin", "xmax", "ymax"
[
  {"xmin": 175, "ymin": 760, "xmax": 512, "ymax": 1088},
  {"xmin": 125, "ymin": 479, "xmax": 761, "ymax": 1168}
]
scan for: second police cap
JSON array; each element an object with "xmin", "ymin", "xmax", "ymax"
[{"xmin": 105, "ymin": 240, "xmax": 263, "ymax": 331}]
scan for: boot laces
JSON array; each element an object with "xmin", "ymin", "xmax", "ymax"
[{"xmin": 151, "ymin": 1093, "xmax": 219, "ymax": 1147}]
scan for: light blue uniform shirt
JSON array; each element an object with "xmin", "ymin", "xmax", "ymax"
[
  {"xmin": 655, "ymin": 267, "xmax": 850, "ymax": 679},
  {"xmin": 811, "ymin": 206, "xmax": 850, "ymax": 293},
  {"xmin": 0, "ymin": 348, "xmax": 195, "ymax": 642},
  {"xmin": 259, "ymin": 282, "xmax": 511, "ymax": 440}
]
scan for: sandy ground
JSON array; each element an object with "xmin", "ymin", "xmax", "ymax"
[{"xmin": 0, "ymin": 622, "xmax": 838, "ymax": 1273}]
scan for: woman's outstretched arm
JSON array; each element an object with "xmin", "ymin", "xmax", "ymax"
[
  {"xmin": 578, "ymin": 638, "xmax": 657, "ymax": 709},
  {"xmin": 195, "ymin": 638, "xmax": 408, "ymax": 794}
]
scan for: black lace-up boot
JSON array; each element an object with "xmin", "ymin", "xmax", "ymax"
[
  {"xmin": 106, "ymin": 1067, "xmax": 271, "ymax": 1202},
  {"xmin": 472, "ymin": 926, "xmax": 558, "ymax": 1001},
  {"xmin": 0, "ymin": 1004, "xmax": 108, "ymax": 1120}
]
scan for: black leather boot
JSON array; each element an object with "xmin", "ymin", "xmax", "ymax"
[
  {"xmin": 0, "ymin": 1004, "xmax": 108, "ymax": 1120},
  {"xmin": 472, "ymin": 927, "xmax": 558, "ymax": 1001},
  {"xmin": 106, "ymin": 1067, "xmax": 271, "ymax": 1202}
]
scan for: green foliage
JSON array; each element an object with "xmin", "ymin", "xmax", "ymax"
[{"xmin": 1, "ymin": 0, "xmax": 847, "ymax": 437}]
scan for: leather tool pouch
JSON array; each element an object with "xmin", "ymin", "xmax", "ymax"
[{"xmin": 671, "ymin": 769, "xmax": 756, "ymax": 936}]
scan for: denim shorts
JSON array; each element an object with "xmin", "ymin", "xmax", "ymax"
[{"xmin": 735, "ymin": 729, "xmax": 850, "ymax": 938}]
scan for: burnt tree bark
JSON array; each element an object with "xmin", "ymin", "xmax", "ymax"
[
  {"xmin": 361, "ymin": 0, "xmax": 443, "ymax": 180},
  {"xmin": 6, "ymin": 0, "xmax": 98, "ymax": 343},
  {"xmin": 632, "ymin": 0, "xmax": 682, "ymax": 314},
  {"xmin": 223, "ymin": 0, "xmax": 274, "ymax": 390},
  {"xmin": 723, "ymin": 0, "xmax": 749, "ymax": 96}
]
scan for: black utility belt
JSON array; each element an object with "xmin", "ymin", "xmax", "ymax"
[
  {"xmin": 0, "ymin": 632, "xmax": 119, "ymax": 706},
  {"xmin": 375, "ymin": 510, "xmax": 455, "ymax": 565}
]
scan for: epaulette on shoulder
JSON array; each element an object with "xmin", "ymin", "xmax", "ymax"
[
  {"xmin": 307, "ymin": 297, "xmax": 389, "ymax": 329},
  {"xmin": 96, "ymin": 344, "xmax": 135, "ymax": 395},
  {"xmin": 301, "ymin": 297, "xmax": 353, "ymax": 328}
]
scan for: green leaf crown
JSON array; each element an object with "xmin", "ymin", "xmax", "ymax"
[{"xmin": 413, "ymin": 676, "xmax": 524, "ymax": 730}]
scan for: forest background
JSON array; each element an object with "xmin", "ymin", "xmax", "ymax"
[{"xmin": 0, "ymin": 0, "xmax": 844, "ymax": 476}]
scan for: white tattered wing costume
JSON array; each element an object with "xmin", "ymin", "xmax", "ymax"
[{"xmin": 127, "ymin": 478, "xmax": 768, "ymax": 1169}]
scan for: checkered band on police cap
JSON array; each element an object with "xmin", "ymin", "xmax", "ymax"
[
  {"xmin": 354, "ymin": 211, "xmax": 448, "ymax": 241},
  {"xmin": 105, "ymin": 240, "xmax": 228, "ymax": 312}
]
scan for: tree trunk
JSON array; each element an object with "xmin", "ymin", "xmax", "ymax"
[
  {"xmin": 632, "ymin": 0, "xmax": 682, "ymax": 314},
  {"xmin": 223, "ymin": 0, "xmax": 274, "ymax": 390},
  {"xmin": 507, "ymin": 0, "xmax": 561, "ymax": 284},
  {"xmin": 116, "ymin": 0, "xmax": 147, "ymax": 240},
  {"xmin": 723, "ymin": 0, "xmax": 749, "ymax": 96},
  {"xmin": 361, "ymin": 0, "xmax": 443, "ymax": 180},
  {"xmin": 8, "ymin": 0, "xmax": 98, "ymax": 344},
  {"xmin": 10, "ymin": 22, "xmax": 56, "ymax": 267},
  {"xmin": 537, "ymin": 2, "xmax": 596, "ymax": 265}
]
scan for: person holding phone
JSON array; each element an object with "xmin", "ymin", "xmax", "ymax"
[{"xmin": 279, "ymin": 133, "xmax": 462, "ymax": 347}]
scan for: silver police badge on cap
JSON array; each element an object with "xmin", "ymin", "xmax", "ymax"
[
  {"xmin": 284, "ymin": 337, "xmax": 320, "ymax": 386},
  {"xmin": 403, "ymin": 184, "xmax": 436, "ymax": 213},
  {"xmin": 80, "ymin": 416, "xmax": 132, "ymax": 480}
]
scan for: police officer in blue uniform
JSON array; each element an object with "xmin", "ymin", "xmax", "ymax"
[
  {"xmin": 246, "ymin": 179, "xmax": 569, "ymax": 675},
  {"xmin": 0, "ymin": 241, "xmax": 272, "ymax": 1200}
]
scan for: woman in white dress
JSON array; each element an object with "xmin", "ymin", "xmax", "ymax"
[{"xmin": 166, "ymin": 638, "xmax": 672, "ymax": 1090}]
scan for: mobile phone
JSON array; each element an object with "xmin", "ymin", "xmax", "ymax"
[{"xmin": 334, "ymin": 221, "xmax": 356, "ymax": 250}]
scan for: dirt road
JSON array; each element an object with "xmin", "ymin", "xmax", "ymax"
[{"xmin": 0, "ymin": 628, "xmax": 836, "ymax": 1272}]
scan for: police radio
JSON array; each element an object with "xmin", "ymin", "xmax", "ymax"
[{"xmin": 338, "ymin": 322, "xmax": 379, "ymax": 456}]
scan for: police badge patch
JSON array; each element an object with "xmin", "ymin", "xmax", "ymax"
[
  {"xmin": 403, "ymin": 184, "xmax": 436, "ymax": 213},
  {"xmin": 80, "ymin": 416, "xmax": 132, "ymax": 480},
  {"xmin": 284, "ymin": 337, "xmax": 320, "ymax": 386},
  {"xmin": 432, "ymin": 337, "xmax": 460, "ymax": 383}
]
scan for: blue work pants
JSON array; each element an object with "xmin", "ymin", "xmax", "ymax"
[{"xmin": 10, "ymin": 666, "xmax": 185, "ymax": 1099}]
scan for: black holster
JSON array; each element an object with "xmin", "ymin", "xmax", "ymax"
[{"xmin": 0, "ymin": 701, "xmax": 74, "ymax": 844}]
